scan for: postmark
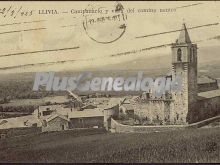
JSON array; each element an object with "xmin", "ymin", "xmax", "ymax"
[{"xmin": 82, "ymin": 2, "xmax": 127, "ymax": 44}]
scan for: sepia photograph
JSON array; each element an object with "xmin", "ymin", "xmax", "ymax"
[{"xmin": 0, "ymin": 1, "xmax": 219, "ymax": 163}]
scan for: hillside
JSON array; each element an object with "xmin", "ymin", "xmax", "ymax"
[
  {"xmin": 0, "ymin": 127, "xmax": 219, "ymax": 163},
  {"xmin": 0, "ymin": 45, "xmax": 219, "ymax": 100},
  {"xmin": 1, "ymin": 45, "xmax": 220, "ymax": 78}
]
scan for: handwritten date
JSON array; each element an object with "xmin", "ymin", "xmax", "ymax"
[{"xmin": 0, "ymin": 6, "xmax": 34, "ymax": 18}]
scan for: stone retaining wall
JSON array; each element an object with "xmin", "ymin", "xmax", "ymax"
[
  {"xmin": 110, "ymin": 118, "xmax": 186, "ymax": 133},
  {"xmin": 110, "ymin": 115, "xmax": 220, "ymax": 133}
]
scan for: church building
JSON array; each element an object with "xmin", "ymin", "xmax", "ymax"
[{"xmin": 131, "ymin": 23, "xmax": 220, "ymax": 125}]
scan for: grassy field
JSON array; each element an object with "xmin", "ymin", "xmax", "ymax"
[
  {"xmin": 0, "ymin": 127, "xmax": 219, "ymax": 163},
  {"xmin": 0, "ymin": 96, "xmax": 69, "ymax": 107}
]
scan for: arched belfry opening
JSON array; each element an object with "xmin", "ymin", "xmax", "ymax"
[{"xmin": 177, "ymin": 48, "xmax": 182, "ymax": 62}]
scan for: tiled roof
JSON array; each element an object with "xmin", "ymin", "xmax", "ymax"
[
  {"xmin": 198, "ymin": 75, "xmax": 217, "ymax": 84},
  {"xmin": 68, "ymin": 108, "xmax": 103, "ymax": 118},
  {"xmin": 198, "ymin": 89, "xmax": 220, "ymax": 99},
  {"xmin": 177, "ymin": 23, "xmax": 191, "ymax": 44},
  {"xmin": 45, "ymin": 114, "xmax": 69, "ymax": 122}
]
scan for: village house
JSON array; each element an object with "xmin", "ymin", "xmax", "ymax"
[
  {"xmin": 41, "ymin": 114, "xmax": 69, "ymax": 132},
  {"xmin": 104, "ymin": 104, "xmax": 119, "ymax": 130},
  {"xmin": 68, "ymin": 108, "xmax": 104, "ymax": 128},
  {"xmin": 33, "ymin": 104, "xmax": 107, "ymax": 130},
  {"xmin": 0, "ymin": 96, "xmax": 120, "ymax": 136},
  {"xmin": 33, "ymin": 105, "xmax": 65, "ymax": 117},
  {"xmin": 119, "ymin": 98, "xmax": 134, "ymax": 118}
]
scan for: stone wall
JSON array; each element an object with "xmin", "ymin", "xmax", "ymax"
[
  {"xmin": 69, "ymin": 116, "xmax": 104, "ymax": 128},
  {"xmin": 110, "ymin": 118, "xmax": 185, "ymax": 133},
  {"xmin": 133, "ymin": 100, "xmax": 173, "ymax": 125},
  {"xmin": 187, "ymin": 115, "xmax": 220, "ymax": 128},
  {"xmin": 193, "ymin": 96, "xmax": 220, "ymax": 123},
  {"xmin": 42, "ymin": 117, "xmax": 69, "ymax": 132},
  {"xmin": 110, "ymin": 115, "xmax": 220, "ymax": 133}
]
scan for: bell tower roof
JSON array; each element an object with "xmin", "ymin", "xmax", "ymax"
[{"xmin": 177, "ymin": 23, "xmax": 191, "ymax": 44}]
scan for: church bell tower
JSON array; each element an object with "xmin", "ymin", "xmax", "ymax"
[{"xmin": 171, "ymin": 23, "xmax": 198, "ymax": 124}]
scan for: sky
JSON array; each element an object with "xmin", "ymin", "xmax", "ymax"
[{"xmin": 0, "ymin": 1, "xmax": 220, "ymax": 74}]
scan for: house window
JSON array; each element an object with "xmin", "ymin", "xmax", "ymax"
[
  {"xmin": 176, "ymin": 114, "xmax": 179, "ymax": 120},
  {"xmin": 79, "ymin": 118, "xmax": 83, "ymax": 124},
  {"xmin": 32, "ymin": 123, "xmax": 37, "ymax": 127},
  {"xmin": 79, "ymin": 118, "xmax": 84, "ymax": 128},
  {"xmin": 177, "ymin": 48, "xmax": 182, "ymax": 62},
  {"xmin": 1, "ymin": 134, "xmax": 6, "ymax": 139}
]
